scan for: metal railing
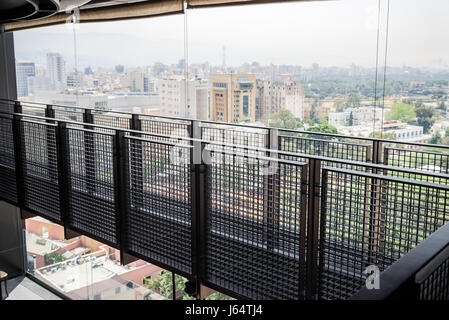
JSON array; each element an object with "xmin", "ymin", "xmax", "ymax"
[{"xmin": 1, "ymin": 98, "xmax": 449, "ymax": 300}]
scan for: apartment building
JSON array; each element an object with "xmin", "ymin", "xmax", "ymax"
[
  {"xmin": 256, "ymin": 79, "xmax": 305, "ymax": 121},
  {"xmin": 157, "ymin": 77, "xmax": 208, "ymax": 119},
  {"xmin": 210, "ymin": 73, "xmax": 256, "ymax": 123}
]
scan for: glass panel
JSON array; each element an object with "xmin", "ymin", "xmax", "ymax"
[{"xmin": 24, "ymin": 217, "xmax": 168, "ymax": 300}]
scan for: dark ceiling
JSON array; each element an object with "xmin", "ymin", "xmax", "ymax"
[{"xmin": 0, "ymin": 0, "xmax": 152, "ymax": 25}]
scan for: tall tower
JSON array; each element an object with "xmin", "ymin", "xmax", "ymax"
[
  {"xmin": 16, "ymin": 61, "xmax": 35, "ymax": 97},
  {"xmin": 47, "ymin": 53, "xmax": 66, "ymax": 91}
]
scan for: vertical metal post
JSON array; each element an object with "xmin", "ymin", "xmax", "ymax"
[
  {"xmin": 46, "ymin": 105, "xmax": 58, "ymax": 182},
  {"xmin": 306, "ymin": 158, "xmax": 321, "ymax": 300},
  {"xmin": 190, "ymin": 120, "xmax": 206, "ymax": 298},
  {"xmin": 83, "ymin": 109, "xmax": 96, "ymax": 194},
  {"xmin": 12, "ymin": 113, "xmax": 25, "ymax": 207},
  {"xmin": 113, "ymin": 131, "xmax": 130, "ymax": 255},
  {"xmin": 56, "ymin": 122, "xmax": 71, "ymax": 230}
]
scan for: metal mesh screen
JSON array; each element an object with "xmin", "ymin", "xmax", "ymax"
[
  {"xmin": 202, "ymin": 125, "xmax": 268, "ymax": 149},
  {"xmin": 385, "ymin": 147, "xmax": 449, "ymax": 184},
  {"xmin": 92, "ymin": 112, "xmax": 131, "ymax": 133},
  {"xmin": 419, "ymin": 257, "xmax": 449, "ymax": 300},
  {"xmin": 21, "ymin": 104, "xmax": 46, "ymax": 117},
  {"xmin": 21, "ymin": 120, "xmax": 60, "ymax": 221},
  {"xmin": 279, "ymin": 135, "xmax": 370, "ymax": 166},
  {"xmin": 125, "ymin": 137, "xmax": 192, "ymax": 274},
  {"xmin": 205, "ymin": 150, "xmax": 306, "ymax": 299},
  {"xmin": 53, "ymin": 106, "xmax": 84, "ymax": 123},
  {"xmin": 140, "ymin": 116, "xmax": 191, "ymax": 144},
  {"xmin": 0, "ymin": 116, "xmax": 17, "ymax": 203},
  {"xmin": 319, "ymin": 168, "xmax": 449, "ymax": 300},
  {"xmin": 66, "ymin": 127, "xmax": 117, "ymax": 244}
]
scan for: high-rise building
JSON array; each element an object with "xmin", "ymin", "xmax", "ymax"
[
  {"xmin": 157, "ymin": 77, "xmax": 208, "ymax": 119},
  {"xmin": 47, "ymin": 53, "xmax": 66, "ymax": 91},
  {"xmin": 256, "ymin": 79, "xmax": 305, "ymax": 121},
  {"xmin": 16, "ymin": 61, "xmax": 35, "ymax": 97},
  {"xmin": 125, "ymin": 71, "xmax": 155, "ymax": 93},
  {"xmin": 210, "ymin": 73, "xmax": 256, "ymax": 123}
]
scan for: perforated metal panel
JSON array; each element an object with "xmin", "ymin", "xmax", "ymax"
[
  {"xmin": 53, "ymin": 106, "xmax": 84, "ymax": 123},
  {"xmin": 279, "ymin": 135, "xmax": 370, "ymax": 166},
  {"xmin": 93, "ymin": 112, "xmax": 131, "ymax": 133},
  {"xmin": 202, "ymin": 125, "xmax": 268, "ymax": 149},
  {"xmin": 420, "ymin": 257, "xmax": 449, "ymax": 300},
  {"xmin": 140, "ymin": 116, "xmax": 191, "ymax": 143},
  {"xmin": 385, "ymin": 147, "xmax": 449, "ymax": 184},
  {"xmin": 21, "ymin": 104, "xmax": 46, "ymax": 117},
  {"xmin": 319, "ymin": 168, "xmax": 449, "ymax": 299},
  {"xmin": 66, "ymin": 127, "xmax": 118, "ymax": 244},
  {"xmin": 20, "ymin": 120, "xmax": 61, "ymax": 221},
  {"xmin": 0, "ymin": 116, "xmax": 17, "ymax": 203},
  {"xmin": 205, "ymin": 150, "xmax": 307, "ymax": 300},
  {"xmin": 125, "ymin": 136, "xmax": 192, "ymax": 274}
]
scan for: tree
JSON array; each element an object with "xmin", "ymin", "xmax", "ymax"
[
  {"xmin": 306, "ymin": 124, "xmax": 340, "ymax": 140},
  {"xmin": 414, "ymin": 103, "xmax": 436, "ymax": 133},
  {"xmin": 310, "ymin": 98, "xmax": 320, "ymax": 123},
  {"xmin": 144, "ymin": 271, "xmax": 195, "ymax": 300},
  {"xmin": 445, "ymin": 127, "xmax": 449, "ymax": 137},
  {"xmin": 44, "ymin": 253, "xmax": 65, "ymax": 265},
  {"xmin": 307, "ymin": 123, "xmax": 339, "ymax": 134},
  {"xmin": 385, "ymin": 102, "xmax": 416, "ymax": 123},
  {"xmin": 144, "ymin": 271, "xmax": 231, "ymax": 300},
  {"xmin": 267, "ymin": 109, "xmax": 301, "ymax": 129},
  {"xmin": 348, "ymin": 111, "xmax": 354, "ymax": 126},
  {"xmin": 429, "ymin": 132, "xmax": 442, "ymax": 145}
]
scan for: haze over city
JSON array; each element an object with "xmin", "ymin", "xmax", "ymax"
[{"xmin": 13, "ymin": 0, "xmax": 449, "ymax": 69}]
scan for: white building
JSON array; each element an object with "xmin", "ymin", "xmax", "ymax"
[
  {"xmin": 256, "ymin": 79, "xmax": 305, "ymax": 120},
  {"xmin": 47, "ymin": 53, "xmax": 66, "ymax": 91},
  {"xmin": 16, "ymin": 61, "xmax": 35, "ymax": 97},
  {"xmin": 108, "ymin": 92, "xmax": 160, "ymax": 114},
  {"xmin": 157, "ymin": 77, "xmax": 209, "ymax": 119},
  {"xmin": 328, "ymin": 107, "xmax": 386, "ymax": 127},
  {"xmin": 27, "ymin": 91, "xmax": 108, "ymax": 109},
  {"xmin": 339, "ymin": 120, "xmax": 431, "ymax": 143},
  {"xmin": 27, "ymin": 76, "xmax": 52, "ymax": 95}
]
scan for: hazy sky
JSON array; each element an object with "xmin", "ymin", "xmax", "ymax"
[{"xmin": 13, "ymin": 0, "xmax": 449, "ymax": 69}]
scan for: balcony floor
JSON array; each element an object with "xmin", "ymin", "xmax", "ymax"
[{"xmin": 4, "ymin": 276, "xmax": 62, "ymax": 300}]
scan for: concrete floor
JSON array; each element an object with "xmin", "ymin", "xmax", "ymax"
[{"xmin": 3, "ymin": 276, "xmax": 62, "ymax": 300}]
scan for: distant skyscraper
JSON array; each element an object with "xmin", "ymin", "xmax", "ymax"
[
  {"xmin": 210, "ymin": 73, "xmax": 257, "ymax": 123},
  {"xmin": 16, "ymin": 61, "xmax": 35, "ymax": 97},
  {"xmin": 115, "ymin": 65, "xmax": 125, "ymax": 73},
  {"xmin": 47, "ymin": 53, "xmax": 66, "ymax": 90}
]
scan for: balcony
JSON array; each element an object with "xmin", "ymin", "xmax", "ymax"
[{"xmin": 1, "ymin": 98, "xmax": 449, "ymax": 300}]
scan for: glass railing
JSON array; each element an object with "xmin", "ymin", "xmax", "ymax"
[{"xmin": 24, "ymin": 227, "xmax": 167, "ymax": 300}]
